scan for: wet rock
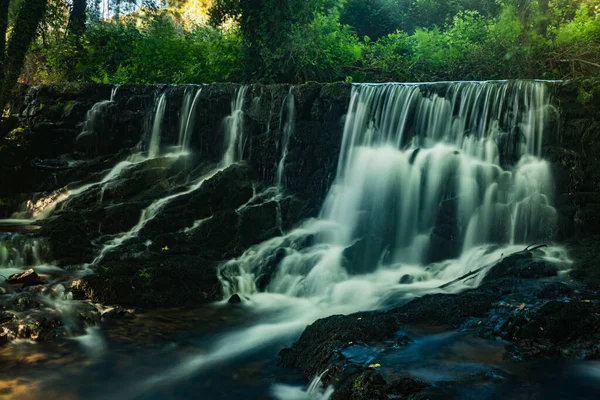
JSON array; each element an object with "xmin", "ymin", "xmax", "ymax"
[
  {"xmin": 574, "ymin": 203, "xmax": 600, "ymax": 235},
  {"xmin": 16, "ymin": 317, "xmax": 62, "ymax": 342},
  {"xmin": 278, "ymin": 312, "xmax": 403, "ymax": 377},
  {"xmin": 386, "ymin": 374, "xmax": 431, "ymax": 395},
  {"xmin": 0, "ymin": 312, "xmax": 15, "ymax": 324},
  {"xmin": 399, "ymin": 274, "xmax": 414, "ymax": 284},
  {"xmin": 10, "ymin": 293, "xmax": 44, "ymax": 312},
  {"xmin": 342, "ymin": 238, "xmax": 381, "ymax": 275},
  {"xmin": 428, "ymin": 224, "xmax": 461, "ymax": 263},
  {"xmin": 237, "ymin": 200, "xmax": 279, "ymax": 247},
  {"xmin": 333, "ymin": 370, "xmax": 388, "ymax": 400},
  {"xmin": 67, "ymin": 279, "xmax": 89, "ymax": 300},
  {"xmin": 0, "ymin": 328, "xmax": 8, "ymax": 346},
  {"xmin": 42, "ymin": 211, "xmax": 94, "ymax": 265},
  {"xmin": 101, "ymin": 305, "xmax": 135, "ymax": 320},
  {"xmin": 482, "ymin": 250, "xmax": 558, "ymax": 283},
  {"xmin": 510, "ymin": 300, "xmax": 600, "ymax": 359},
  {"xmin": 7, "ymin": 269, "xmax": 41, "ymax": 286},
  {"xmin": 228, "ymin": 294, "xmax": 242, "ymax": 304}
]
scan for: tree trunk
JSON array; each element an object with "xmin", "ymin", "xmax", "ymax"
[
  {"xmin": 0, "ymin": 0, "xmax": 48, "ymax": 114},
  {"xmin": 537, "ymin": 0, "xmax": 549, "ymax": 37},
  {"xmin": 0, "ymin": 0, "xmax": 10, "ymax": 92},
  {"xmin": 68, "ymin": 0, "xmax": 87, "ymax": 37}
]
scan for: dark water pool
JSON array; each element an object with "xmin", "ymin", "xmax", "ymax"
[{"xmin": 0, "ymin": 307, "xmax": 598, "ymax": 400}]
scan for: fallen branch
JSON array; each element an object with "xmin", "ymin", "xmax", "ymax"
[
  {"xmin": 438, "ymin": 243, "xmax": 547, "ymax": 289},
  {"xmin": 524, "ymin": 243, "xmax": 547, "ymax": 252},
  {"xmin": 438, "ymin": 265, "xmax": 489, "ymax": 289}
]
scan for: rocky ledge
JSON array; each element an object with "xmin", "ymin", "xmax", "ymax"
[{"xmin": 278, "ymin": 247, "xmax": 600, "ymax": 398}]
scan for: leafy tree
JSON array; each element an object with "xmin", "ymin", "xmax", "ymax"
[
  {"xmin": 1, "ymin": 0, "xmax": 48, "ymax": 116},
  {"xmin": 209, "ymin": 0, "xmax": 317, "ymax": 81},
  {"xmin": 67, "ymin": 0, "xmax": 86, "ymax": 37}
]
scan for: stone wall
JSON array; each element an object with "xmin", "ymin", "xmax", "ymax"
[{"xmin": 1, "ymin": 81, "xmax": 599, "ymax": 305}]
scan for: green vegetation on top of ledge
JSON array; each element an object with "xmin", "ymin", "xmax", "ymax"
[{"xmin": 3, "ymin": 0, "xmax": 600, "ymax": 90}]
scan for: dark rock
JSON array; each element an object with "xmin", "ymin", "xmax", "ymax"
[
  {"xmin": 228, "ymin": 294, "xmax": 242, "ymax": 304},
  {"xmin": 386, "ymin": 374, "xmax": 431, "ymax": 396},
  {"xmin": 256, "ymin": 247, "xmax": 287, "ymax": 291},
  {"xmin": 7, "ymin": 269, "xmax": 41, "ymax": 286},
  {"xmin": 0, "ymin": 328, "xmax": 9, "ymax": 346},
  {"xmin": 574, "ymin": 203, "xmax": 600, "ymax": 235},
  {"xmin": 278, "ymin": 312, "xmax": 403, "ymax": 377},
  {"xmin": 510, "ymin": 300, "xmax": 600, "ymax": 359},
  {"xmin": 399, "ymin": 274, "xmax": 414, "ymax": 284},
  {"xmin": 238, "ymin": 200, "xmax": 279, "ymax": 247},
  {"xmin": 333, "ymin": 370, "xmax": 388, "ymax": 400},
  {"xmin": 342, "ymin": 238, "xmax": 381, "ymax": 275},
  {"xmin": 483, "ymin": 250, "xmax": 558, "ymax": 283},
  {"xmin": 42, "ymin": 211, "xmax": 94, "ymax": 265}
]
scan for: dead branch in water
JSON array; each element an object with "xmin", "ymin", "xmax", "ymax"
[{"xmin": 438, "ymin": 243, "xmax": 547, "ymax": 289}]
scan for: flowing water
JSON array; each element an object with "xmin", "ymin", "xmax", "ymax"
[
  {"xmin": 2, "ymin": 81, "xmax": 594, "ymax": 399},
  {"xmin": 148, "ymin": 93, "xmax": 167, "ymax": 159},
  {"xmin": 178, "ymin": 86, "xmax": 203, "ymax": 153},
  {"xmin": 276, "ymin": 87, "xmax": 295, "ymax": 188}
]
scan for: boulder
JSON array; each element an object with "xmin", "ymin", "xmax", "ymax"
[{"xmin": 7, "ymin": 269, "xmax": 41, "ymax": 286}]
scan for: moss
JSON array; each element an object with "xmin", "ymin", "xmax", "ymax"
[
  {"xmin": 577, "ymin": 86, "xmax": 593, "ymax": 105},
  {"xmin": 63, "ymin": 101, "xmax": 79, "ymax": 115},
  {"xmin": 7, "ymin": 127, "xmax": 24, "ymax": 139}
]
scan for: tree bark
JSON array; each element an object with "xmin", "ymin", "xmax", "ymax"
[
  {"xmin": 0, "ymin": 0, "xmax": 10, "ymax": 89},
  {"xmin": 68, "ymin": 0, "xmax": 87, "ymax": 37},
  {"xmin": 0, "ymin": 0, "xmax": 48, "ymax": 114}
]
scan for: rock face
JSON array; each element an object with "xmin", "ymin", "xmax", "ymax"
[
  {"xmin": 0, "ymin": 80, "xmax": 599, "ymax": 310},
  {"xmin": 1, "ymin": 82, "xmax": 350, "ymax": 307},
  {"xmin": 278, "ymin": 249, "xmax": 600, "ymax": 397}
]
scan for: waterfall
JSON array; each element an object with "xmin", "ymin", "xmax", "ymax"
[
  {"xmin": 148, "ymin": 93, "xmax": 167, "ymax": 158},
  {"xmin": 321, "ymin": 81, "xmax": 557, "ymax": 266},
  {"xmin": 178, "ymin": 86, "xmax": 202, "ymax": 153},
  {"xmin": 0, "ymin": 234, "xmax": 46, "ymax": 269},
  {"xmin": 89, "ymin": 85, "xmax": 249, "ymax": 266},
  {"xmin": 272, "ymin": 370, "xmax": 335, "ymax": 400},
  {"xmin": 132, "ymin": 81, "xmax": 571, "ymax": 396},
  {"xmin": 78, "ymin": 100, "xmax": 112, "ymax": 148},
  {"xmin": 220, "ymin": 80, "xmax": 561, "ymax": 299},
  {"xmin": 276, "ymin": 87, "xmax": 296, "ymax": 188},
  {"xmin": 222, "ymin": 86, "xmax": 249, "ymax": 166}
]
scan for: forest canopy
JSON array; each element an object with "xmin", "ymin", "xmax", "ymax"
[{"xmin": 3, "ymin": 0, "xmax": 600, "ymax": 85}]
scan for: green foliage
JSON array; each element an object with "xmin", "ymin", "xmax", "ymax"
[
  {"xmin": 13, "ymin": 0, "xmax": 600, "ymax": 85},
  {"xmin": 139, "ymin": 268, "xmax": 151, "ymax": 279},
  {"xmin": 285, "ymin": 10, "xmax": 362, "ymax": 82},
  {"xmin": 80, "ymin": 13, "xmax": 243, "ymax": 84}
]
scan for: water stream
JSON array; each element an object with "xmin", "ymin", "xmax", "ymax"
[{"xmin": 1, "ymin": 81, "xmax": 591, "ymax": 399}]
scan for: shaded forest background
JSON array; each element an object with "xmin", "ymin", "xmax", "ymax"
[{"xmin": 2, "ymin": 0, "xmax": 600, "ymax": 90}]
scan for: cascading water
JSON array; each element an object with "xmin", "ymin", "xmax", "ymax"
[
  {"xmin": 221, "ymin": 81, "xmax": 562, "ymax": 299},
  {"xmin": 223, "ymin": 86, "xmax": 249, "ymax": 166},
  {"xmin": 148, "ymin": 93, "xmax": 167, "ymax": 158},
  {"xmin": 12, "ymin": 88, "xmax": 178, "ymax": 221},
  {"xmin": 178, "ymin": 86, "xmax": 202, "ymax": 153},
  {"xmin": 88, "ymin": 85, "xmax": 249, "ymax": 267},
  {"xmin": 130, "ymin": 81, "xmax": 570, "ymax": 399},
  {"xmin": 276, "ymin": 87, "xmax": 296, "ymax": 188}
]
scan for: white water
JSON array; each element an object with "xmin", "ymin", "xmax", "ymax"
[
  {"xmin": 127, "ymin": 81, "xmax": 570, "ymax": 397},
  {"xmin": 178, "ymin": 86, "xmax": 202, "ymax": 153},
  {"xmin": 272, "ymin": 370, "xmax": 335, "ymax": 400},
  {"xmin": 0, "ymin": 235, "xmax": 45, "ymax": 269},
  {"xmin": 276, "ymin": 87, "xmax": 296, "ymax": 188},
  {"xmin": 89, "ymin": 85, "xmax": 249, "ymax": 267},
  {"xmin": 8, "ymin": 88, "xmax": 177, "ymax": 221},
  {"xmin": 148, "ymin": 93, "xmax": 167, "ymax": 158},
  {"xmin": 223, "ymin": 81, "xmax": 561, "ymax": 296},
  {"xmin": 223, "ymin": 86, "xmax": 249, "ymax": 166}
]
